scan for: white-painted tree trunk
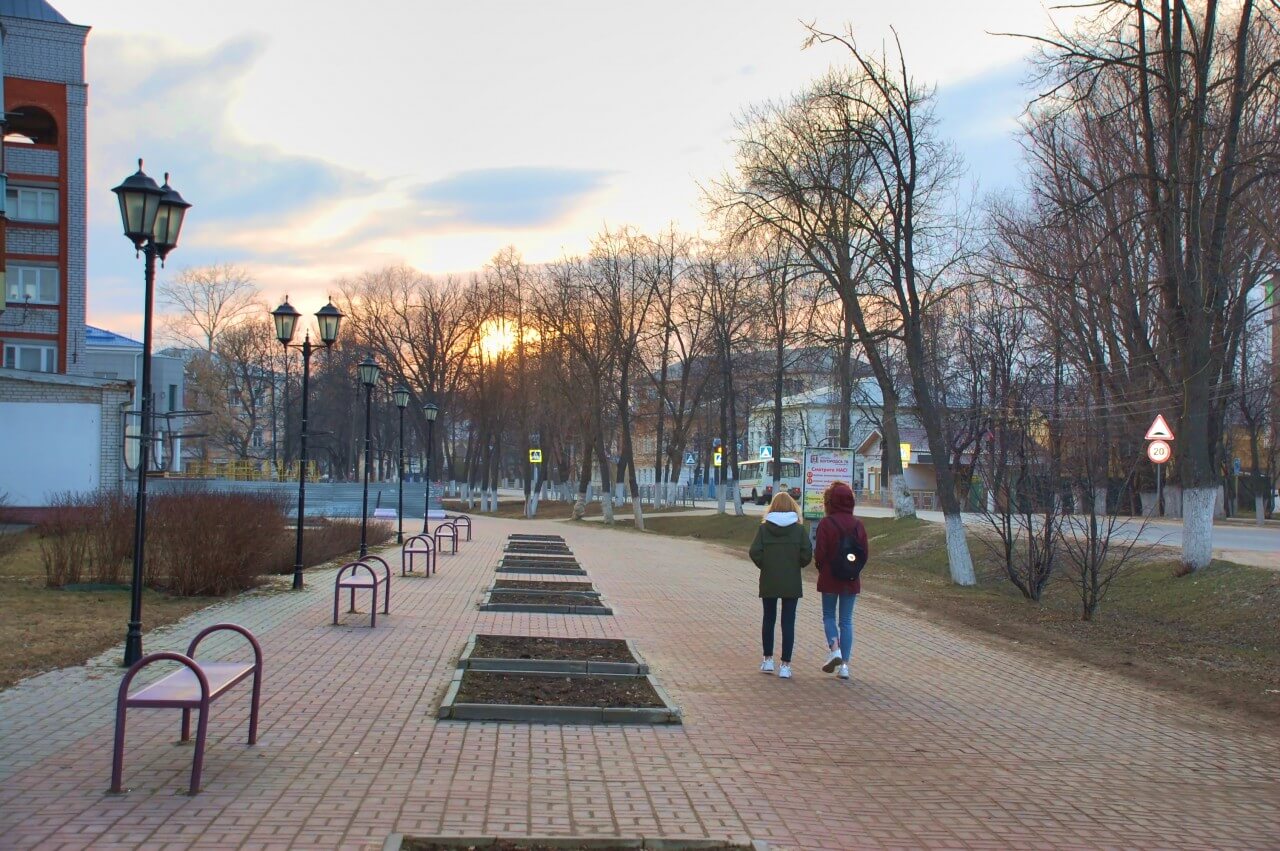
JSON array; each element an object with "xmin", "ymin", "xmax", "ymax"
[
  {"xmin": 631, "ymin": 500, "xmax": 645, "ymax": 531},
  {"xmin": 943, "ymin": 513, "xmax": 976, "ymax": 586},
  {"xmin": 1256, "ymin": 494, "xmax": 1265, "ymax": 526},
  {"xmin": 717, "ymin": 481, "xmax": 726, "ymax": 515},
  {"xmin": 601, "ymin": 494, "xmax": 615, "ymax": 525},
  {"xmin": 1181, "ymin": 486, "xmax": 1215, "ymax": 571},
  {"xmin": 890, "ymin": 474, "xmax": 916, "ymax": 519},
  {"xmin": 1094, "ymin": 489, "xmax": 1107, "ymax": 516},
  {"xmin": 573, "ymin": 491, "xmax": 587, "ymax": 520},
  {"xmin": 732, "ymin": 486, "xmax": 744, "ymax": 517},
  {"xmin": 1163, "ymin": 485, "xmax": 1183, "ymax": 518},
  {"xmin": 1139, "ymin": 491, "xmax": 1159, "ymax": 518}
]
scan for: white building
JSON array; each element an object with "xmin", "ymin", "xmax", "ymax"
[{"xmin": 745, "ymin": 381, "xmax": 885, "ymax": 483}]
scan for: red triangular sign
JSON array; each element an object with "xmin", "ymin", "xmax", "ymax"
[{"xmin": 1145, "ymin": 414, "xmax": 1174, "ymax": 441}]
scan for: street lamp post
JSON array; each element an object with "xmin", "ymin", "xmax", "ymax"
[
  {"xmin": 358, "ymin": 355, "xmax": 382, "ymax": 557},
  {"xmin": 421, "ymin": 402, "xmax": 439, "ymax": 533},
  {"xmin": 112, "ymin": 160, "xmax": 191, "ymax": 667},
  {"xmin": 393, "ymin": 386, "xmax": 410, "ymax": 544},
  {"xmin": 272, "ymin": 297, "xmax": 344, "ymax": 590}
]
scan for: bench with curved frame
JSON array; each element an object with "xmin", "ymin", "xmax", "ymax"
[
  {"xmin": 402, "ymin": 534, "xmax": 435, "ymax": 576},
  {"xmin": 334, "ymin": 557, "xmax": 391, "ymax": 627},
  {"xmin": 446, "ymin": 514, "xmax": 472, "ymax": 542},
  {"xmin": 110, "ymin": 623, "xmax": 263, "ymax": 796},
  {"xmin": 434, "ymin": 520, "xmax": 458, "ymax": 556}
]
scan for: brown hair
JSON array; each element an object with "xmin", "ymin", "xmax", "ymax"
[{"xmin": 762, "ymin": 491, "xmax": 801, "ymax": 521}]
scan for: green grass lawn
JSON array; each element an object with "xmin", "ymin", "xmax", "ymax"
[{"xmin": 611, "ymin": 511, "xmax": 1280, "ymax": 721}]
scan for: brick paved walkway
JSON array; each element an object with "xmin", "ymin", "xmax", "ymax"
[{"xmin": 0, "ymin": 517, "xmax": 1277, "ymax": 850}]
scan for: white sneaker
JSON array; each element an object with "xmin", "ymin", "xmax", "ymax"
[
  {"xmin": 822, "ymin": 648, "xmax": 842, "ymax": 673},
  {"xmin": 838, "ymin": 664, "xmax": 850, "ymax": 680},
  {"xmin": 760, "ymin": 658, "xmax": 774, "ymax": 673},
  {"xmin": 778, "ymin": 663, "xmax": 792, "ymax": 679}
]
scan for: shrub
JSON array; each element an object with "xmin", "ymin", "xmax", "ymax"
[
  {"xmin": 84, "ymin": 489, "xmax": 134, "ymax": 584},
  {"xmin": 37, "ymin": 491, "xmax": 91, "ymax": 587},
  {"xmin": 0, "ymin": 493, "xmax": 19, "ymax": 561},
  {"xmin": 265, "ymin": 518, "xmax": 395, "ymax": 574},
  {"xmin": 147, "ymin": 489, "xmax": 288, "ymax": 596}
]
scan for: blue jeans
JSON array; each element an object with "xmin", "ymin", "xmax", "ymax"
[{"xmin": 822, "ymin": 592, "xmax": 857, "ymax": 662}]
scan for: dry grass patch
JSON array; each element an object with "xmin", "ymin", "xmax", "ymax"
[{"xmin": 0, "ymin": 530, "xmax": 217, "ymax": 689}]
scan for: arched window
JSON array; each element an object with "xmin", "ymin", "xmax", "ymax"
[{"xmin": 5, "ymin": 106, "xmax": 58, "ymax": 145}]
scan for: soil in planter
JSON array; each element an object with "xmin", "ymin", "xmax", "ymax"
[
  {"xmin": 488, "ymin": 591, "xmax": 608, "ymax": 607},
  {"xmin": 404, "ymin": 843, "xmax": 751, "ymax": 851},
  {"xmin": 493, "ymin": 579, "xmax": 595, "ymax": 592},
  {"xmin": 454, "ymin": 671, "xmax": 664, "ymax": 708},
  {"xmin": 473, "ymin": 634, "xmax": 634, "ymax": 662}
]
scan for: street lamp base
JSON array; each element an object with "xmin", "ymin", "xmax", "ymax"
[
  {"xmin": 292, "ymin": 568, "xmax": 304, "ymax": 590},
  {"xmin": 123, "ymin": 625, "xmax": 143, "ymax": 667}
]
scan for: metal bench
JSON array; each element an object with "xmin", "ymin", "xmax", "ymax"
[
  {"xmin": 434, "ymin": 520, "xmax": 458, "ymax": 556},
  {"xmin": 333, "ymin": 557, "xmax": 391, "ymax": 627},
  {"xmin": 446, "ymin": 513, "xmax": 472, "ymax": 541},
  {"xmin": 110, "ymin": 623, "xmax": 263, "ymax": 796},
  {"xmin": 402, "ymin": 534, "xmax": 435, "ymax": 576}
]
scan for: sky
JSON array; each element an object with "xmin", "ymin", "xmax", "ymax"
[{"xmin": 51, "ymin": 0, "xmax": 1071, "ymax": 339}]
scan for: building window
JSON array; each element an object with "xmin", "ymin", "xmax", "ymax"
[
  {"xmin": 6, "ymin": 186, "xmax": 58, "ymax": 223},
  {"xmin": 168, "ymin": 384, "xmax": 179, "ymax": 412},
  {"xmin": 6, "ymin": 265, "xmax": 59, "ymax": 304},
  {"xmin": 2, "ymin": 342, "xmax": 57, "ymax": 373}
]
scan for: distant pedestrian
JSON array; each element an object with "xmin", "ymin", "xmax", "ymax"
[
  {"xmin": 813, "ymin": 480, "xmax": 869, "ymax": 680},
  {"xmin": 749, "ymin": 491, "xmax": 812, "ymax": 679}
]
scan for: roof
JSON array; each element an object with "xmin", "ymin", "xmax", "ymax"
[
  {"xmin": 0, "ymin": 368, "xmax": 129, "ymax": 390},
  {"xmin": 0, "ymin": 0, "xmax": 70, "ymax": 23},
  {"xmin": 750, "ymin": 379, "xmax": 887, "ymax": 412},
  {"xmin": 85, "ymin": 325, "xmax": 143, "ymax": 350}
]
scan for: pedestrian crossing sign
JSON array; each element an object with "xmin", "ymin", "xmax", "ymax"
[{"xmin": 529, "ymin": 449, "xmax": 542, "ymax": 464}]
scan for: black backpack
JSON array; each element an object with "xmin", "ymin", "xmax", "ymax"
[{"xmin": 830, "ymin": 519, "xmax": 868, "ymax": 582}]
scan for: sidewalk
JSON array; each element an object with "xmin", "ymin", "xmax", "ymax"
[{"xmin": 0, "ymin": 516, "xmax": 1276, "ymax": 849}]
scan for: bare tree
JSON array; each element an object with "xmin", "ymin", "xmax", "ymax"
[
  {"xmin": 806, "ymin": 26, "xmax": 979, "ymax": 583},
  {"xmin": 1012, "ymin": 0, "xmax": 1280, "ymax": 570},
  {"xmin": 159, "ymin": 264, "xmax": 261, "ymax": 351}
]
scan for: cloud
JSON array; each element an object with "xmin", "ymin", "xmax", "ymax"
[
  {"xmin": 87, "ymin": 34, "xmax": 378, "ymax": 256},
  {"xmin": 410, "ymin": 167, "xmax": 614, "ymax": 229},
  {"xmin": 933, "ymin": 62, "xmax": 1033, "ymax": 193}
]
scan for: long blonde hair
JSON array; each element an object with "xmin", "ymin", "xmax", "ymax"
[{"xmin": 762, "ymin": 491, "xmax": 801, "ymax": 522}]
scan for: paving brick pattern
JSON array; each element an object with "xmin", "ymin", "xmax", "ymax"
[{"xmin": 0, "ymin": 517, "xmax": 1277, "ymax": 849}]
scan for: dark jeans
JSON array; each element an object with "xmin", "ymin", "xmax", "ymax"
[{"xmin": 762, "ymin": 597, "xmax": 798, "ymax": 662}]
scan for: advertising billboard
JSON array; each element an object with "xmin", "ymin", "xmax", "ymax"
[{"xmin": 800, "ymin": 446, "xmax": 856, "ymax": 521}]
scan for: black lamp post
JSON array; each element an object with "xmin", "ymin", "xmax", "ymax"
[
  {"xmin": 112, "ymin": 160, "xmax": 191, "ymax": 667},
  {"xmin": 393, "ymin": 385, "xmax": 410, "ymax": 544},
  {"xmin": 272, "ymin": 296, "xmax": 343, "ymax": 590},
  {"xmin": 421, "ymin": 401, "xmax": 439, "ymax": 533},
  {"xmin": 358, "ymin": 355, "xmax": 382, "ymax": 557}
]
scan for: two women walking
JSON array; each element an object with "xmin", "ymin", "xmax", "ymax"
[{"xmin": 748, "ymin": 481, "xmax": 868, "ymax": 681}]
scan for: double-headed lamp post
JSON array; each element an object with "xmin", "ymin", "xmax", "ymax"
[
  {"xmin": 421, "ymin": 401, "xmax": 439, "ymax": 533},
  {"xmin": 112, "ymin": 160, "xmax": 191, "ymax": 667},
  {"xmin": 271, "ymin": 297, "xmax": 344, "ymax": 590},
  {"xmin": 393, "ymin": 386, "xmax": 410, "ymax": 544},
  {"xmin": 358, "ymin": 355, "xmax": 382, "ymax": 557}
]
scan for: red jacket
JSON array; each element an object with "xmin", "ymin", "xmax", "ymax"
[{"xmin": 814, "ymin": 481, "xmax": 867, "ymax": 595}]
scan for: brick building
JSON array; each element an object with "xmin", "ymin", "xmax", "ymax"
[{"xmin": 0, "ymin": 0, "xmax": 128, "ymax": 513}]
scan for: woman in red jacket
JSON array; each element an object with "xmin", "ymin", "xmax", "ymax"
[{"xmin": 813, "ymin": 480, "xmax": 868, "ymax": 680}]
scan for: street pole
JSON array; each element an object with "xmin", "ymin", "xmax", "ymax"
[
  {"xmin": 422, "ymin": 415, "xmax": 436, "ymax": 533},
  {"xmin": 290, "ymin": 336, "xmax": 313, "ymax": 589},
  {"xmin": 360, "ymin": 382, "xmax": 374, "ymax": 558},
  {"xmin": 396, "ymin": 404, "xmax": 405, "ymax": 544},
  {"xmin": 124, "ymin": 243, "xmax": 157, "ymax": 667}
]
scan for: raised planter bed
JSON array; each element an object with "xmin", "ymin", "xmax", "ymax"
[
  {"xmin": 507, "ymin": 534, "xmax": 565, "ymax": 542},
  {"xmin": 479, "ymin": 590, "xmax": 613, "ymax": 615},
  {"xmin": 390, "ymin": 838, "xmax": 765, "ymax": 850},
  {"xmin": 505, "ymin": 542, "xmax": 573, "ymax": 553},
  {"xmin": 496, "ymin": 560, "xmax": 587, "ymax": 576},
  {"xmin": 438, "ymin": 668, "xmax": 681, "ymax": 724},
  {"xmin": 493, "ymin": 579, "xmax": 594, "ymax": 592},
  {"xmin": 458, "ymin": 634, "xmax": 647, "ymax": 674}
]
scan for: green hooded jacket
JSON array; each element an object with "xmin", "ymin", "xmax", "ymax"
[{"xmin": 748, "ymin": 510, "xmax": 813, "ymax": 599}]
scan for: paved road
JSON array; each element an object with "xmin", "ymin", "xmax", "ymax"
[{"xmin": 2, "ymin": 515, "xmax": 1275, "ymax": 849}]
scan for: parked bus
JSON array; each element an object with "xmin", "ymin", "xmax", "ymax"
[{"xmin": 737, "ymin": 458, "xmax": 802, "ymax": 505}]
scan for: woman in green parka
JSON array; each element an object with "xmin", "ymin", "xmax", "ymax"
[{"xmin": 749, "ymin": 491, "xmax": 812, "ymax": 679}]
